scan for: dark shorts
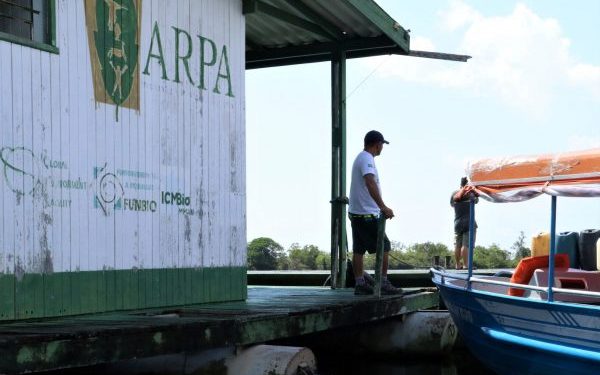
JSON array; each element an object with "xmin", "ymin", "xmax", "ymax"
[
  {"xmin": 455, "ymin": 229, "xmax": 476, "ymax": 248},
  {"xmin": 349, "ymin": 214, "xmax": 391, "ymax": 255}
]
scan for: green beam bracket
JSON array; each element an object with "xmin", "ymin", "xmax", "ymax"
[
  {"xmin": 408, "ymin": 50, "xmax": 471, "ymax": 62},
  {"xmin": 345, "ymin": 0, "xmax": 410, "ymax": 53},
  {"xmin": 330, "ymin": 48, "xmax": 347, "ymax": 289}
]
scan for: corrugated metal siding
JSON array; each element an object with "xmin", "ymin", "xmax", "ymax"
[
  {"xmin": 246, "ymin": 0, "xmax": 383, "ymax": 48},
  {"xmin": 0, "ymin": 0, "xmax": 246, "ymax": 317},
  {"xmin": 302, "ymin": 0, "xmax": 382, "ymax": 37}
]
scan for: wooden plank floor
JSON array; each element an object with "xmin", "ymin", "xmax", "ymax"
[{"xmin": 0, "ymin": 286, "xmax": 439, "ymax": 374}]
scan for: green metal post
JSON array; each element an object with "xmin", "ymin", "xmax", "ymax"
[
  {"xmin": 331, "ymin": 48, "xmax": 347, "ymax": 289},
  {"xmin": 374, "ymin": 216, "xmax": 386, "ymax": 298}
]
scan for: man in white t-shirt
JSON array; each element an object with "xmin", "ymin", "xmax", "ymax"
[{"xmin": 348, "ymin": 130, "xmax": 402, "ymax": 295}]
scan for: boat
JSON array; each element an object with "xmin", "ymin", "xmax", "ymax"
[{"xmin": 430, "ymin": 148, "xmax": 600, "ymax": 375}]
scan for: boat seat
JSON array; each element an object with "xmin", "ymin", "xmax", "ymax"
[{"xmin": 533, "ymin": 268, "xmax": 600, "ymax": 304}]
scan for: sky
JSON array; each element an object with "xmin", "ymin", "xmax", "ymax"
[{"xmin": 245, "ymin": 0, "xmax": 600, "ymax": 254}]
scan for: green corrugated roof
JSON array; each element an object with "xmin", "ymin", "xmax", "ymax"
[{"xmin": 244, "ymin": 0, "xmax": 411, "ymax": 69}]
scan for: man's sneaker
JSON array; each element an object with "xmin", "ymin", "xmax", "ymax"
[
  {"xmin": 354, "ymin": 282, "xmax": 374, "ymax": 295},
  {"xmin": 381, "ymin": 279, "xmax": 403, "ymax": 295},
  {"xmin": 363, "ymin": 272, "xmax": 375, "ymax": 287}
]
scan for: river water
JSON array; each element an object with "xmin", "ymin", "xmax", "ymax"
[
  {"xmin": 43, "ymin": 349, "xmax": 492, "ymax": 375},
  {"xmin": 316, "ymin": 349, "xmax": 492, "ymax": 375}
]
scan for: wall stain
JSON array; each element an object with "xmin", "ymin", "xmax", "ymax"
[
  {"xmin": 161, "ymin": 127, "xmax": 173, "ymax": 166},
  {"xmin": 196, "ymin": 187, "xmax": 204, "ymax": 256},
  {"xmin": 38, "ymin": 209, "xmax": 54, "ymax": 274},
  {"xmin": 14, "ymin": 261, "xmax": 25, "ymax": 282},
  {"xmin": 229, "ymin": 136, "xmax": 237, "ymax": 192},
  {"xmin": 41, "ymin": 212, "xmax": 53, "ymax": 225},
  {"xmin": 184, "ymin": 214, "xmax": 191, "ymax": 243}
]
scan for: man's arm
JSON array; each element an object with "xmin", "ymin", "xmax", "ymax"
[
  {"xmin": 452, "ymin": 190, "xmax": 463, "ymax": 203},
  {"xmin": 364, "ymin": 174, "xmax": 394, "ymax": 219},
  {"xmin": 452, "ymin": 187, "xmax": 479, "ymax": 203}
]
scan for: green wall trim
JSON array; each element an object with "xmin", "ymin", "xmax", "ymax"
[
  {"xmin": 0, "ymin": 31, "xmax": 59, "ymax": 54},
  {"xmin": 50, "ymin": 0, "xmax": 57, "ymax": 48},
  {"xmin": 0, "ymin": 267, "xmax": 246, "ymax": 321},
  {"xmin": 0, "ymin": 274, "xmax": 15, "ymax": 320},
  {"xmin": 0, "ymin": 0, "xmax": 59, "ymax": 54}
]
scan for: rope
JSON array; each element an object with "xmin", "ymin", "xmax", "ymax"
[{"xmin": 345, "ymin": 55, "xmax": 391, "ymax": 101}]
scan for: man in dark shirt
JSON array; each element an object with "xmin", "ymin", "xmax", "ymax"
[{"xmin": 450, "ymin": 177, "xmax": 478, "ymax": 269}]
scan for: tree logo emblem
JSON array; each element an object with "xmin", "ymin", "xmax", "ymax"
[{"xmin": 85, "ymin": 0, "xmax": 140, "ymax": 121}]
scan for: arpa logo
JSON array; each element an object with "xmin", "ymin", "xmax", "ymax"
[{"xmin": 85, "ymin": 0, "xmax": 140, "ymax": 121}]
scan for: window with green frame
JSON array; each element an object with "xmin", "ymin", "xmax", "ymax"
[{"xmin": 0, "ymin": 0, "xmax": 57, "ymax": 53}]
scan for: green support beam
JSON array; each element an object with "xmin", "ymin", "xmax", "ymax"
[
  {"xmin": 246, "ymin": 36, "xmax": 399, "ymax": 69},
  {"xmin": 331, "ymin": 48, "xmax": 347, "ymax": 289}
]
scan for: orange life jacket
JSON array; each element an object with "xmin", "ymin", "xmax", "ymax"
[{"xmin": 508, "ymin": 253, "xmax": 570, "ymax": 297}]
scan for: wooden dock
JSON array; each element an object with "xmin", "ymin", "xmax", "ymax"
[{"xmin": 0, "ymin": 286, "xmax": 438, "ymax": 374}]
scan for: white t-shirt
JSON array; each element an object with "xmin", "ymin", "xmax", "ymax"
[{"xmin": 349, "ymin": 150, "xmax": 381, "ymax": 215}]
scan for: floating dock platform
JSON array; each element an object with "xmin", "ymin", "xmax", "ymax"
[{"xmin": 0, "ymin": 286, "xmax": 438, "ymax": 374}]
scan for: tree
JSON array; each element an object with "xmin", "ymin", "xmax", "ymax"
[
  {"xmin": 473, "ymin": 244, "xmax": 513, "ymax": 269},
  {"xmin": 511, "ymin": 231, "xmax": 530, "ymax": 264},
  {"xmin": 288, "ymin": 243, "xmax": 323, "ymax": 270},
  {"xmin": 247, "ymin": 237, "xmax": 284, "ymax": 270},
  {"xmin": 399, "ymin": 242, "xmax": 452, "ymax": 268},
  {"xmin": 315, "ymin": 251, "xmax": 331, "ymax": 270},
  {"xmin": 352, "ymin": 242, "xmax": 451, "ymax": 269}
]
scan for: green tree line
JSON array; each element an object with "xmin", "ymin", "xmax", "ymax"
[{"xmin": 247, "ymin": 231, "xmax": 531, "ymax": 270}]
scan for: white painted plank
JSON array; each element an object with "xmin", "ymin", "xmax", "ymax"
[
  {"xmin": 65, "ymin": 0, "xmax": 79, "ymax": 273},
  {"xmin": 78, "ymin": 0, "xmax": 99, "ymax": 272},
  {"xmin": 30, "ymin": 48, "xmax": 46, "ymax": 275},
  {"xmin": 0, "ymin": 43, "xmax": 15, "ymax": 277},
  {"xmin": 234, "ymin": 0, "xmax": 247, "ymax": 267},
  {"xmin": 72, "ymin": 0, "xmax": 90, "ymax": 273},
  {"xmin": 39, "ymin": 51, "xmax": 53, "ymax": 275},
  {"xmin": 21, "ymin": 46, "xmax": 35, "ymax": 277},
  {"xmin": 11, "ymin": 44, "xmax": 26, "ymax": 278},
  {"xmin": 58, "ymin": 0, "xmax": 72, "ymax": 274},
  {"xmin": 48, "ymin": 17, "xmax": 64, "ymax": 276},
  {"xmin": 149, "ymin": 0, "xmax": 161, "ymax": 273},
  {"xmin": 0, "ymin": 43, "xmax": 5, "ymax": 276},
  {"xmin": 136, "ymin": 0, "xmax": 152, "ymax": 273}
]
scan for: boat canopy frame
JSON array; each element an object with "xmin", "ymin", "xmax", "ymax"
[{"xmin": 441, "ymin": 148, "xmax": 600, "ymax": 302}]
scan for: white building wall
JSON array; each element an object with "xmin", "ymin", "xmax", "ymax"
[{"xmin": 0, "ymin": 0, "xmax": 246, "ymax": 275}]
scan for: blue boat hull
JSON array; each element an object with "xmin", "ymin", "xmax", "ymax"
[{"xmin": 435, "ymin": 280, "xmax": 600, "ymax": 375}]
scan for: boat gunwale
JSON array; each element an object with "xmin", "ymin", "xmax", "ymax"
[{"xmin": 430, "ymin": 268, "xmax": 600, "ymax": 308}]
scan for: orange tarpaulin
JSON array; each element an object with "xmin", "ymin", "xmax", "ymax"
[{"xmin": 465, "ymin": 148, "xmax": 600, "ymax": 202}]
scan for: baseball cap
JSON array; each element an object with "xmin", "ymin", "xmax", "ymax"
[{"xmin": 364, "ymin": 130, "xmax": 389, "ymax": 145}]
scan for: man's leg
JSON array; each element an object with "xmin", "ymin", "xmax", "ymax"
[
  {"xmin": 461, "ymin": 229, "xmax": 474, "ymax": 268},
  {"xmin": 461, "ymin": 245, "xmax": 468, "ymax": 268},
  {"xmin": 381, "ymin": 251, "xmax": 403, "ymax": 295},
  {"xmin": 454, "ymin": 233, "xmax": 462, "ymax": 269},
  {"xmin": 353, "ymin": 252, "xmax": 364, "ymax": 279},
  {"xmin": 382, "ymin": 251, "xmax": 389, "ymax": 277},
  {"xmin": 353, "ymin": 252, "xmax": 373, "ymax": 295}
]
